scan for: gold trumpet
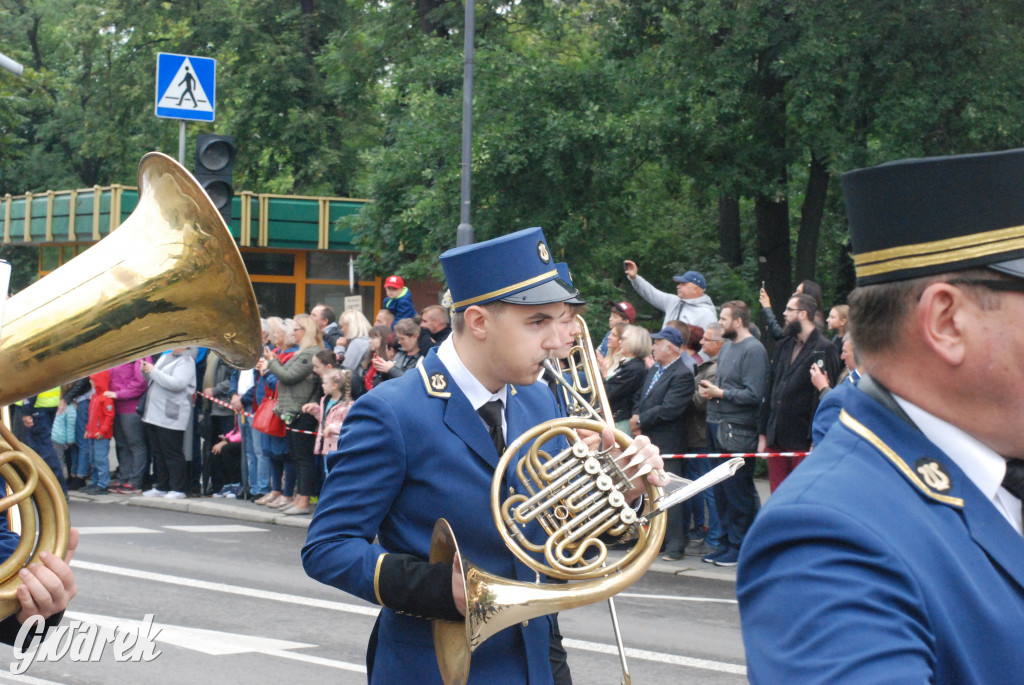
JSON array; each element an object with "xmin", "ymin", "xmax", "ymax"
[
  {"xmin": 0, "ymin": 151, "xmax": 261, "ymax": 618},
  {"xmin": 431, "ymin": 315, "xmax": 743, "ymax": 684}
]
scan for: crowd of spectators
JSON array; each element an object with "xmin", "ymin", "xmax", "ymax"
[{"xmin": 21, "ymin": 263, "xmax": 851, "ymax": 548}]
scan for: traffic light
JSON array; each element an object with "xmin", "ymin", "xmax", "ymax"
[{"xmin": 194, "ymin": 134, "xmax": 235, "ymax": 223}]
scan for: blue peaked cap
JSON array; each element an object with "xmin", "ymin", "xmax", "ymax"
[
  {"xmin": 555, "ymin": 262, "xmax": 587, "ymax": 305},
  {"xmin": 440, "ymin": 227, "xmax": 579, "ymax": 311}
]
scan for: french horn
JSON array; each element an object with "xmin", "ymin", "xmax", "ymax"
[
  {"xmin": 431, "ymin": 315, "xmax": 743, "ymax": 684},
  {"xmin": 0, "ymin": 151, "xmax": 261, "ymax": 618}
]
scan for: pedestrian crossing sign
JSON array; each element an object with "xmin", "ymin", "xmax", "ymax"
[{"xmin": 155, "ymin": 53, "xmax": 216, "ymax": 122}]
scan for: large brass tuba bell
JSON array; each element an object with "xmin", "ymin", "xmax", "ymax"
[
  {"xmin": 431, "ymin": 316, "xmax": 743, "ymax": 684},
  {"xmin": 0, "ymin": 151, "xmax": 262, "ymax": 618}
]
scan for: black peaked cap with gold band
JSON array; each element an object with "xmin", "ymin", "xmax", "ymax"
[{"xmin": 843, "ymin": 148, "xmax": 1024, "ymax": 286}]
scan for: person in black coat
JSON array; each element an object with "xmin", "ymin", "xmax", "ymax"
[
  {"xmin": 629, "ymin": 327, "xmax": 696, "ymax": 559},
  {"xmin": 758, "ymin": 293, "xmax": 841, "ymax": 491}
]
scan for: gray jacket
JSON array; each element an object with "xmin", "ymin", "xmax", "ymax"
[
  {"xmin": 267, "ymin": 346, "xmax": 321, "ymax": 418},
  {"xmin": 630, "ymin": 274, "xmax": 718, "ymax": 329},
  {"xmin": 705, "ymin": 336, "xmax": 769, "ymax": 428},
  {"xmin": 142, "ymin": 349, "xmax": 197, "ymax": 431}
]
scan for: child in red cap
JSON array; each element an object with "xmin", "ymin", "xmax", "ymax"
[{"xmin": 382, "ymin": 274, "xmax": 417, "ymax": 326}]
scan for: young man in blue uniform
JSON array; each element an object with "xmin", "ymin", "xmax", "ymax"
[
  {"xmin": 303, "ymin": 227, "xmax": 668, "ymax": 684},
  {"xmin": 738, "ymin": 149, "xmax": 1024, "ymax": 683}
]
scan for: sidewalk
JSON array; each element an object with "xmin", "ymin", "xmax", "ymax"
[{"xmin": 74, "ymin": 478, "xmax": 773, "ymax": 585}]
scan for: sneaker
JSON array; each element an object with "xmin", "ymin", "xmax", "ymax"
[
  {"xmin": 164, "ymin": 491, "xmax": 186, "ymax": 499},
  {"xmin": 713, "ymin": 547, "xmax": 740, "ymax": 567},
  {"xmin": 143, "ymin": 488, "xmax": 167, "ymax": 497},
  {"xmin": 82, "ymin": 485, "xmax": 107, "ymax": 495},
  {"xmin": 116, "ymin": 484, "xmax": 138, "ymax": 495},
  {"xmin": 661, "ymin": 551, "xmax": 686, "ymax": 561},
  {"xmin": 702, "ymin": 545, "xmax": 728, "ymax": 564},
  {"xmin": 67, "ymin": 476, "xmax": 86, "ymax": 491}
]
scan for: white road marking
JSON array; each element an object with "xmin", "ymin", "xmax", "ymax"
[
  {"xmin": 75, "ymin": 526, "xmax": 162, "ymax": 535},
  {"xmin": 71, "ymin": 560, "xmax": 380, "ymax": 616},
  {"xmin": 73, "ymin": 559, "xmax": 746, "ymax": 675},
  {"xmin": 564, "ymin": 638, "xmax": 747, "ymax": 675},
  {"xmin": 162, "ymin": 525, "xmax": 267, "ymax": 533},
  {"xmin": 0, "ymin": 673, "xmax": 68, "ymax": 685},
  {"xmin": 617, "ymin": 591, "xmax": 738, "ymax": 604}
]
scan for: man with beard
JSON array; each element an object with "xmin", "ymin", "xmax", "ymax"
[
  {"xmin": 697, "ymin": 301, "xmax": 769, "ymax": 566},
  {"xmin": 758, "ymin": 293, "xmax": 841, "ymax": 491}
]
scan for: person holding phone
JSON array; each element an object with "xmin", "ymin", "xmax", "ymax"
[{"xmin": 758, "ymin": 294, "xmax": 840, "ymax": 491}]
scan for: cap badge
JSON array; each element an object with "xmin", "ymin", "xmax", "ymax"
[
  {"xmin": 914, "ymin": 458, "xmax": 952, "ymax": 493},
  {"xmin": 537, "ymin": 241, "xmax": 550, "ymax": 264},
  {"xmin": 430, "ymin": 373, "xmax": 448, "ymax": 392}
]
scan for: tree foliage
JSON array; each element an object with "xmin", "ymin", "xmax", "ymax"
[{"xmin": 4, "ymin": 0, "xmax": 1024, "ymax": 320}]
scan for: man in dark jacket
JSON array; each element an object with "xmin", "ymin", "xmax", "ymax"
[
  {"xmin": 630, "ymin": 327, "xmax": 696, "ymax": 559},
  {"xmin": 759, "ymin": 293, "xmax": 841, "ymax": 490}
]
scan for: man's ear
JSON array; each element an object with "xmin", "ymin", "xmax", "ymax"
[
  {"xmin": 916, "ymin": 283, "xmax": 968, "ymax": 367},
  {"xmin": 462, "ymin": 305, "xmax": 490, "ymax": 341}
]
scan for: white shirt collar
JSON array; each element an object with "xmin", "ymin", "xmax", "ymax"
[
  {"xmin": 436, "ymin": 337, "xmax": 508, "ymax": 436},
  {"xmin": 894, "ymin": 395, "xmax": 1022, "ymax": 535}
]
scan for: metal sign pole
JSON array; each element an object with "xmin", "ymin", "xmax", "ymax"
[{"xmin": 179, "ymin": 120, "xmax": 186, "ymax": 165}]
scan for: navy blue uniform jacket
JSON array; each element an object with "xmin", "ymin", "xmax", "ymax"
[
  {"xmin": 738, "ymin": 385, "xmax": 1024, "ymax": 683},
  {"xmin": 303, "ymin": 349, "xmax": 564, "ymax": 684}
]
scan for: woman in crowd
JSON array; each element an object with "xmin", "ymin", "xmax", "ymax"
[
  {"xmin": 312, "ymin": 348, "xmax": 342, "ymax": 377},
  {"xmin": 597, "ymin": 322, "xmax": 627, "ymax": 377},
  {"xmin": 264, "ymin": 314, "xmax": 322, "ymax": 516},
  {"xmin": 826, "ymin": 303, "xmax": 849, "ymax": 353},
  {"xmin": 141, "ymin": 347, "xmax": 197, "ymax": 499},
  {"xmin": 254, "ymin": 318, "xmax": 296, "ymax": 510},
  {"xmin": 360, "ymin": 325, "xmax": 397, "ymax": 395},
  {"xmin": 338, "ymin": 310, "xmax": 372, "ymax": 376},
  {"xmin": 371, "ymin": 317, "xmax": 421, "ymax": 381},
  {"xmin": 684, "ymin": 325, "xmax": 704, "ymax": 371},
  {"xmin": 605, "ymin": 325, "xmax": 651, "ymax": 434},
  {"xmin": 302, "ymin": 368, "xmax": 353, "ymax": 482},
  {"xmin": 105, "ymin": 357, "xmax": 152, "ymax": 494}
]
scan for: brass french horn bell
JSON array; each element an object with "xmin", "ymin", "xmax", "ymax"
[{"xmin": 0, "ymin": 151, "xmax": 262, "ymax": 618}]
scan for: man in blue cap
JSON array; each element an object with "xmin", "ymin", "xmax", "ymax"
[
  {"xmin": 303, "ymin": 227, "xmax": 668, "ymax": 684},
  {"xmin": 628, "ymin": 327, "xmax": 696, "ymax": 560},
  {"xmin": 623, "ymin": 260, "xmax": 717, "ymax": 329},
  {"xmin": 738, "ymin": 148, "xmax": 1024, "ymax": 683}
]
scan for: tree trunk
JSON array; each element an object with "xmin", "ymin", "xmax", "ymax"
[
  {"xmin": 718, "ymin": 194, "xmax": 742, "ymax": 266},
  {"xmin": 794, "ymin": 154, "xmax": 829, "ymax": 284},
  {"xmin": 756, "ymin": 192, "xmax": 791, "ymax": 312}
]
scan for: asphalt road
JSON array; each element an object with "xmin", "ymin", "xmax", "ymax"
[{"xmin": 0, "ymin": 499, "xmax": 747, "ymax": 684}]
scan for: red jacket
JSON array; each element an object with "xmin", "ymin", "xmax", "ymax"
[{"xmin": 85, "ymin": 370, "xmax": 116, "ymax": 439}]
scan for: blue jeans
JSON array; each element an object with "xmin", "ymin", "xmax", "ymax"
[
  {"xmin": 71, "ymin": 398, "xmax": 91, "ymax": 478},
  {"xmin": 687, "ymin": 452, "xmax": 722, "ymax": 547},
  {"xmin": 241, "ymin": 421, "xmax": 270, "ymax": 495},
  {"xmin": 86, "ymin": 438, "xmax": 111, "ymax": 489},
  {"xmin": 708, "ymin": 421, "xmax": 760, "ymax": 551}
]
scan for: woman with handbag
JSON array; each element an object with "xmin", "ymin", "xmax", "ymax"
[
  {"xmin": 253, "ymin": 318, "xmax": 296, "ymax": 509},
  {"xmin": 263, "ymin": 314, "xmax": 322, "ymax": 516}
]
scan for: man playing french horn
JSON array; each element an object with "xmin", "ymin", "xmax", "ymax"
[{"xmin": 302, "ymin": 227, "xmax": 669, "ymax": 684}]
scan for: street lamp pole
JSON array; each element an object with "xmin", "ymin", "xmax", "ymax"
[{"xmin": 455, "ymin": 0, "xmax": 475, "ymax": 247}]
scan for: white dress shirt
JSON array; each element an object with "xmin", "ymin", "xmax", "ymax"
[{"xmin": 437, "ymin": 336, "xmax": 507, "ymax": 440}]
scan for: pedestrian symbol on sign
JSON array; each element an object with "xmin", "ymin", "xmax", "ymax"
[{"xmin": 155, "ymin": 53, "xmax": 216, "ymax": 122}]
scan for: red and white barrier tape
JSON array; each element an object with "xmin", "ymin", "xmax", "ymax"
[
  {"xmin": 195, "ymin": 392, "xmax": 319, "ymax": 436},
  {"xmin": 663, "ymin": 452, "xmax": 809, "ymax": 459}
]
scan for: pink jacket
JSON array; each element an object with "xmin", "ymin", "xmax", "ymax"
[
  {"xmin": 109, "ymin": 358, "xmax": 152, "ymax": 415},
  {"xmin": 308, "ymin": 396, "xmax": 352, "ymax": 455}
]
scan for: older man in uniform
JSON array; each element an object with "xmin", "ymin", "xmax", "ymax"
[
  {"xmin": 738, "ymin": 149, "xmax": 1024, "ymax": 683},
  {"xmin": 303, "ymin": 227, "xmax": 668, "ymax": 684}
]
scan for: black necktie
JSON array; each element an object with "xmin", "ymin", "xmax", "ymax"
[
  {"xmin": 478, "ymin": 400, "xmax": 505, "ymax": 454},
  {"xmin": 1002, "ymin": 459, "xmax": 1024, "ymax": 523}
]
